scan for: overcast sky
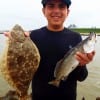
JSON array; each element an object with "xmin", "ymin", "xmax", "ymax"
[{"xmin": 0, "ymin": 0, "xmax": 100, "ymax": 30}]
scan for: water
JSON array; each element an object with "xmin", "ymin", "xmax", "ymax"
[
  {"xmin": 0, "ymin": 34, "xmax": 100, "ymax": 99},
  {"xmin": 77, "ymin": 36, "xmax": 100, "ymax": 100}
]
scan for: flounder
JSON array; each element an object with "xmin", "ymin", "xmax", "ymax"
[{"xmin": 0, "ymin": 24, "xmax": 40, "ymax": 100}]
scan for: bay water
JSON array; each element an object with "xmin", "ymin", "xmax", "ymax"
[{"xmin": 0, "ymin": 34, "xmax": 100, "ymax": 100}]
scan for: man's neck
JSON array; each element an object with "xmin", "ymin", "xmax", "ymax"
[{"xmin": 47, "ymin": 25, "xmax": 64, "ymax": 32}]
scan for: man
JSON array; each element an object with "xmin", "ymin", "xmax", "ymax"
[
  {"xmin": 30, "ymin": 0, "xmax": 95, "ymax": 100},
  {"xmin": 4, "ymin": 0, "xmax": 95, "ymax": 100}
]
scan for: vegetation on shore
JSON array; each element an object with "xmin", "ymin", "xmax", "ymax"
[
  {"xmin": 70, "ymin": 28, "xmax": 100, "ymax": 35},
  {"xmin": 0, "ymin": 28, "xmax": 100, "ymax": 35}
]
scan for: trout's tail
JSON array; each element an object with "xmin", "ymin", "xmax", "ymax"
[{"xmin": 48, "ymin": 79, "xmax": 60, "ymax": 87}]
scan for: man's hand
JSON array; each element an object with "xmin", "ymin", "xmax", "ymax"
[{"xmin": 75, "ymin": 51, "xmax": 95, "ymax": 66}]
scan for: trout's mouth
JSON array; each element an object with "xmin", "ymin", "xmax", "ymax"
[
  {"xmin": 83, "ymin": 32, "xmax": 97, "ymax": 53},
  {"xmin": 90, "ymin": 32, "xmax": 96, "ymax": 42}
]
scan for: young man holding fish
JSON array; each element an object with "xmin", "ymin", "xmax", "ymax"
[{"xmin": 4, "ymin": 0, "xmax": 95, "ymax": 100}]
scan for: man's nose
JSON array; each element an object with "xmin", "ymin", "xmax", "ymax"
[{"xmin": 53, "ymin": 6, "xmax": 60, "ymax": 12}]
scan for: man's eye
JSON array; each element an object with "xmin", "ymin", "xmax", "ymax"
[
  {"xmin": 47, "ymin": 4, "xmax": 54, "ymax": 8},
  {"xmin": 59, "ymin": 4, "xmax": 66, "ymax": 9}
]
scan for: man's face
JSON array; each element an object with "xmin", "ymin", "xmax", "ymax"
[{"xmin": 42, "ymin": 0, "xmax": 70, "ymax": 28}]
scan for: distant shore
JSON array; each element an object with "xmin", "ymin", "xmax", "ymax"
[
  {"xmin": 1, "ymin": 27, "xmax": 100, "ymax": 36},
  {"xmin": 0, "ymin": 32, "xmax": 100, "ymax": 36},
  {"xmin": 81, "ymin": 33, "xmax": 100, "ymax": 36}
]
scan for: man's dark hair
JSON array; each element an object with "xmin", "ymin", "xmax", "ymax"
[{"xmin": 41, "ymin": 0, "xmax": 71, "ymax": 8}]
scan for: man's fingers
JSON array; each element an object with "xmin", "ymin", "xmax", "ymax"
[
  {"xmin": 76, "ymin": 52, "xmax": 90, "ymax": 62},
  {"xmin": 87, "ymin": 51, "xmax": 95, "ymax": 61},
  {"xmin": 4, "ymin": 32, "xmax": 10, "ymax": 37},
  {"xmin": 75, "ymin": 51, "xmax": 95, "ymax": 66},
  {"xmin": 24, "ymin": 32, "xmax": 30, "ymax": 37}
]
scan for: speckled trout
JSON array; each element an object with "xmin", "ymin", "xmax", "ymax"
[{"xmin": 48, "ymin": 32, "xmax": 96, "ymax": 87}]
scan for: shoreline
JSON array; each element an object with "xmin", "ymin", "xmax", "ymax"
[{"xmin": 1, "ymin": 32, "xmax": 100, "ymax": 36}]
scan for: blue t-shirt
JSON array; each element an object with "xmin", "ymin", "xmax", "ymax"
[{"xmin": 30, "ymin": 27, "xmax": 88, "ymax": 100}]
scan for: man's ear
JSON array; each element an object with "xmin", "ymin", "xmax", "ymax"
[
  {"xmin": 67, "ymin": 9, "xmax": 70, "ymax": 15},
  {"xmin": 42, "ymin": 8, "xmax": 45, "ymax": 15}
]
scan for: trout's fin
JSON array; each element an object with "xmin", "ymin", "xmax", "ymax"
[
  {"xmin": 54, "ymin": 59, "xmax": 63, "ymax": 77},
  {"xmin": 48, "ymin": 79, "xmax": 60, "ymax": 87}
]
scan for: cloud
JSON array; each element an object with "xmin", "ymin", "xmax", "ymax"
[
  {"xmin": 68, "ymin": 0, "xmax": 100, "ymax": 27},
  {"xmin": 0, "ymin": 0, "xmax": 100, "ymax": 30}
]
